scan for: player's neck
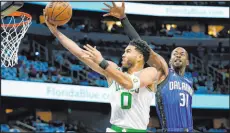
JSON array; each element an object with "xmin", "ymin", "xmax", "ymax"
[
  {"xmin": 174, "ymin": 67, "xmax": 185, "ymax": 76},
  {"xmin": 127, "ymin": 63, "xmax": 144, "ymax": 74}
]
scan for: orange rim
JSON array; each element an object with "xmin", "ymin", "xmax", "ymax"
[{"xmin": 1, "ymin": 11, "xmax": 32, "ymax": 28}]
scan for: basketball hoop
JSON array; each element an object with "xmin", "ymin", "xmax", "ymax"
[{"xmin": 1, "ymin": 11, "xmax": 32, "ymax": 67}]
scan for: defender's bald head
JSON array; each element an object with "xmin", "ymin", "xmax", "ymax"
[{"xmin": 171, "ymin": 47, "xmax": 188, "ymax": 59}]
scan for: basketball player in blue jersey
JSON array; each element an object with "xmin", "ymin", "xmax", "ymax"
[{"xmin": 103, "ymin": 2, "xmax": 194, "ymax": 132}]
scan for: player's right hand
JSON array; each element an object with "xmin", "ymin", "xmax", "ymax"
[
  {"xmin": 43, "ymin": 10, "xmax": 58, "ymax": 35},
  {"xmin": 102, "ymin": 1, "xmax": 126, "ymax": 19}
]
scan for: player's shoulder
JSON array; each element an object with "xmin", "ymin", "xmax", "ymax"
[
  {"xmin": 144, "ymin": 67, "xmax": 157, "ymax": 71},
  {"xmin": 184, "ymin": 77, "xmax": 193, "ymax": 86},
  {"xmin": 142, "ymin": 67, "xmax": 158, "ymax": 75}
]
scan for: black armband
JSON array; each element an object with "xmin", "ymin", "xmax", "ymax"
[{"xmin": 99, "ymin": 59, "xmax": 109, "ymax": 70}]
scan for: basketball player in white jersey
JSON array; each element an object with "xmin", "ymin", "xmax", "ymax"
[{"xmin": 44, "ymin": 14, "xmax": 158, "ymax": 132}]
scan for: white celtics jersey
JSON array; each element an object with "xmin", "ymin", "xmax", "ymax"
[{"xmin": 109, "ymin": 68, "xmax": 155, "ymax": 130}]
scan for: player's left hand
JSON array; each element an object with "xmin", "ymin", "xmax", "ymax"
[
  {"xmin": 43, "ymin": 9, "xmax": 58, "ymax": 35},
  {"xmin": 102, "ymin": 1, "xmax": 125, "ymax": 19},
  {"xmin": 82, "ymin": 44, "xmax": 104, "ymax": 64}
]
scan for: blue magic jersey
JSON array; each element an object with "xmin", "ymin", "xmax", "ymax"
[{"xmin": 156, "ymin": 68, "xmax": 193, "ymax": 132}]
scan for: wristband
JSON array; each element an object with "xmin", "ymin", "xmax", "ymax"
[{"xmin": 99, "ymin": 59, "xmax": 109, "ymax": 70}]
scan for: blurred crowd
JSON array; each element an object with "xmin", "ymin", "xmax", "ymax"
[
  {"xmin": 63, "ymin": 16, "xmax": 229, "ymax": 39},
  {"xmin": 1, "ymin": 3, "xmax": 229, "ymax": 95},
  {"xmin": 1, "ymin": 33, "xmax": 229, "ymax": 94}
]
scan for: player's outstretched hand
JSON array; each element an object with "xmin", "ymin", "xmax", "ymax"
[
  {"xmin": 82, "ymin": 44, "xmax": 104, "ymax": 64},
  {"xmin": 102, "ymin": 1, "xmax": 126, "ymax": 19},
  {"xmin": 43, "ymin": 10, "xmax": 58, "ymax": 35}
]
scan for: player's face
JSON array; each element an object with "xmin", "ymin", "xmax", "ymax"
[
  {"xmin": 121, "ymin": 45, "xmax": 141, "ymax": 69},
  {"xmin": 170, "ymin": 47, "xmax": 189, "ymax": 69}
]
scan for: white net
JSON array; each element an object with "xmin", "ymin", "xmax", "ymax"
[{"xmin": 1, "ymin": 12, "xmax": 31, "ymax": 67}]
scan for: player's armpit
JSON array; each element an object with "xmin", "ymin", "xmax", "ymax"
[
  {"xmin": 139, "ymin": 67, "xmax": 158, "ymax": 90},
  {"xmin": 147, "ymin": 50, "xmax": 169, "ymax": 78}
]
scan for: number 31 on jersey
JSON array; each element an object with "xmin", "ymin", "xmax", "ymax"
[{"xmin": 179, "ymin": 93, "xmax": 189, "ymax": 107}]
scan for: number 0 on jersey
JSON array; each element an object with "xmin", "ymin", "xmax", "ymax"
[{"xmin": 121, "ymin": 92, "xmax": 132, "ymax": 109}]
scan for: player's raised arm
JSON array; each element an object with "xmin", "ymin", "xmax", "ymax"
[
  {"xmin": 44, "ymin": 15, "xmax": 111, "ymax": 79},
  {"xmin": 82, "ymin": 44, "xmax": 158, "ymax": 90},
  {"xmin": 102, "ymin": 2, "xmax": 169, "ymax": 78},
  {"xmin": 102, "ymin": 2, "xmax": 140, "ymax": 40}
]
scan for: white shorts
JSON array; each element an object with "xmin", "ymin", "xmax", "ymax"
[{"xmin": 106, "ymin": 127, "xmax": 117, "ymax": 132}]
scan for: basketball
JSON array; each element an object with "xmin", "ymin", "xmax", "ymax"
[{"xmin": 44, "ymin": 2, "xmax": 72, "ymax": 26}]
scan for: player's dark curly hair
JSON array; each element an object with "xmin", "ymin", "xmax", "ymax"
[{"xmin": 129, "ymin": 39, "xmax": 151, "ymax": 63}]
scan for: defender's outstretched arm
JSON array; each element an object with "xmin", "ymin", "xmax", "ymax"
[{"xmin": 102, "ymin": 2, "xmax": 169, "ymax": 78}]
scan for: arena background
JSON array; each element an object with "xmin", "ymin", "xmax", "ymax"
[{"xmin": 0, "ymin": 1, "xmax": 229, "ymax": 132}]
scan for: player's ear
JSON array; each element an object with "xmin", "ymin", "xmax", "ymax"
[
  {"xmin": 186, "ymin": 59, "xmax": 189, "ymax": 66},
  {"xmin": 137, "ymin": 54, "xmax": 143, "ymax": 62}
]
